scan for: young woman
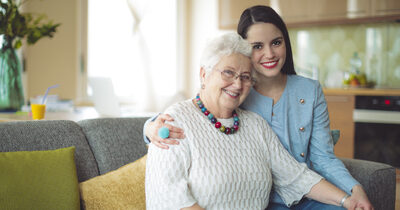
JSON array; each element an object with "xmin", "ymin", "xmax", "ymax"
[{"xmin": 144, "ymin": 5, "xmax": 373, "ymax": 210}]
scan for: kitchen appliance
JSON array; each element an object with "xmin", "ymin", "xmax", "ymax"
[{"xmin": 353, "ymin": 95, "xmax": 400, "ymax": 168}]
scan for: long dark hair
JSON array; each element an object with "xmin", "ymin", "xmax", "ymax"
[{"xmin": 237, "ymin": 5, "xmax": 296, "ymax": 75}]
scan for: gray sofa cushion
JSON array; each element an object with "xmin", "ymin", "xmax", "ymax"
[
  {"xmin": 78, "ymin": 117, "xmax": 149, "ymax": 175},
  {"xmin": 0, "ymin": 120, "xmax": 99, "ymax": 182},
  {"xmin": 341, "ymin": 158, "xmax": 396, "ymax": 210}
]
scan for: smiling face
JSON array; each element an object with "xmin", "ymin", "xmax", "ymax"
[
  {"xmin": 200, "ymin": 53, "xmax": 252, "ymax": 118},
  {"xmin": 246, "ymin": 23, "xmax": 287, "ymax": 79}
]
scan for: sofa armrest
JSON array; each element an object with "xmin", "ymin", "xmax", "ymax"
[{"xmin": 339, "ymin": 158, "xmax": 396, "ymax": 210}]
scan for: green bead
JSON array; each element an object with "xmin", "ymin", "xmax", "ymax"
[{"xmin": 219, "ymin": 126, "xmax": 225, "ymax": 132}]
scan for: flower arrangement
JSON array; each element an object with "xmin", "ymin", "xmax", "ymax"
[
  {"xmin": 0, "ymin": 0, "xmax": 60, "ymax": 49},
  {"xmin": 0, "ymin": 0, "xmax": 60, "ymax": 111}
]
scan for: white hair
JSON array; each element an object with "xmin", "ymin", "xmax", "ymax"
[{"xmin": 200, "ymin": 33, "xmax": 252, "ymax": 73}]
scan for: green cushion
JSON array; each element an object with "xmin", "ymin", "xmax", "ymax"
[{"xmin": 0, "ymin": 147, "xmax": 80, "ymax": 209}]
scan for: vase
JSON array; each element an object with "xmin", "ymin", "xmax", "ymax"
[{"xmin": 0, "ymin": 40, "xmax": 25, "ymax": 111}]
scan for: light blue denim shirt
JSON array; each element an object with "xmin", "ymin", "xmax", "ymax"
[{"xmin": 241, "ymin": 75, "xmax": 359, "ymax": 204}]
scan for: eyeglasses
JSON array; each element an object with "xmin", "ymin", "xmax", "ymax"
[{"xmin": 217, "ymin": 69, "xmax": 256, "ymax": 86}]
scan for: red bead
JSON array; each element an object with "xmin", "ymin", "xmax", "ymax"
[
  {"xmin": 233, "ymin": 125, "xmax": 239, "ymax": 131},
  {"xmin": 225, "ymin": 127, "xmax": 231, "ymax": 134},
  {"xmin": 204, "ymin": 111, "xmax": 209, "ymax": 116},
  {"xmin": 233, "ymin": 113, "xmax": 238, "ymax": 117},
  {"xmin": 215, "ymin": 122, "xmax": 221, "ymax": 128}
]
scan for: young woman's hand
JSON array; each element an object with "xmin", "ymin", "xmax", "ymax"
[
  {"xmin": 145, "ymin": 113, "xmax": 185, "ymax": 149},
  {"xmin": 350, "ymin": 185, "xmax": 374, "ymax": 210}
]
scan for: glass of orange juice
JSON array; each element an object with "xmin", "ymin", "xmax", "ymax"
[{"xmin": 31, "ymin": 104, "xmax": 46, "ymax": 120}]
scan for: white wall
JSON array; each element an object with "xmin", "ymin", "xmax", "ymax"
[
  {"xmin": 185, "ymin": 0, "xmax": 234, "ymax": 97},
  {"xmin": 24, "ymin": 0, "xmax": 84, "ymax": 102}
]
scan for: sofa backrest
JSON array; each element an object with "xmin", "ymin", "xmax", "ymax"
[
  {"xmin": 78, "ymin": 117, "xmax": 149, "ymax": 175},
  {"xmin": 0, "ymin": 120, "xmax": 99, "ymax": 182}
]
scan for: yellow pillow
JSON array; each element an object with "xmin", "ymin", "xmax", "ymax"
[{"xmin": 79, "ymin": 155, "xmax": 147, "ymax": 210}]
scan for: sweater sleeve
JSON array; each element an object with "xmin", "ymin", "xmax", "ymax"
[
  {"xmin": 263, "ymin": 121, "xmax": 323, "ymax": 207},
  {"xmin": 145, "ymin": 113, "xmax": 196, "ymax": 210},
  {"xmin": 308, "ymin": 82, "xmax": 360, "ymax": 194}
]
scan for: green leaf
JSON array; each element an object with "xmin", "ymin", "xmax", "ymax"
[
  {"xmin": 0, "ymin": 0, "xmax": 60, "ymax": 48},
  {"xmin": 14, "ymin": 39, "xmax": 21, "ymax": 49}
]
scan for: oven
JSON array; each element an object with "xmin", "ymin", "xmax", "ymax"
[{"xmin": 353, "ymin": 95, "xmax": 400, "ymax": 168}]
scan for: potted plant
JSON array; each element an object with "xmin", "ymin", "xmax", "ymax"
[{"xmin": 0, "ymin": 0, "xmax": 60, "ymax": 111}]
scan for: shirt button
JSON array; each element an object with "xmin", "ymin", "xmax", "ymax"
[
  {"xmin": 300, "ymin": 99, "xmax": 305, "ymax": 104},
  {"xmin": 300, "ymin": 153, "xmax": 305, "ymax": 157},
  {"xmin": 299, "ymin": 127, "xmax": 305, "ymax": 132}
]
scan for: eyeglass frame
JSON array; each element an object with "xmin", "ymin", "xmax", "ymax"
[{"xmin": 215, "ymin": 69, "xmax": 256, "ymax": 86}]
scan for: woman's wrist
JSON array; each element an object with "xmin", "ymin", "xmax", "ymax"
[{"xmin": 340, "ymin": 194, "xmax": 350, "ymax": 207}]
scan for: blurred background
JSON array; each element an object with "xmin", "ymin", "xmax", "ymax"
[{"xmin": 2, "ymin": 0, "xmax": 398, "ymax": 113}]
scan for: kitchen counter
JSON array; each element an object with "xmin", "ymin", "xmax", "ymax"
[{"xmin": 323, "ymin": 88, "xmax": 400, "ymax": 96}]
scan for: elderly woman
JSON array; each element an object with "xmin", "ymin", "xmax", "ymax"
[{"xmin": 145, "ymin": 33, "xmax": 356, "ymax": 210}]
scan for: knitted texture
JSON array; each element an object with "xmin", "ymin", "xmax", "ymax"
[{"xmin": 146, "ymin": 100, "xmax": 323, "ymax": 210}]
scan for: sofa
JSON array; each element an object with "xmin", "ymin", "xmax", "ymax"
[{"xmin": 0, "ymin": 117, "xmax": 396, "ymax": 209}]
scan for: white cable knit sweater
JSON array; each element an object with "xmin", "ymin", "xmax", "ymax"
[{"xmin": 145, "ymin": 100, "xmax": 322, "ymax": 210}]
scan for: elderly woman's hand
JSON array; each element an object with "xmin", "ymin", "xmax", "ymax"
[
  {"xmin": 145, "ymin": 113, "xmax": 185, "ymax": 149},
  {"xmin": 343, "ymin": 192, "xmax": 374, "ymax": 210}
]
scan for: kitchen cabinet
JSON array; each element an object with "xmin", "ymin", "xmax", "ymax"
[
  {"xmin": 270, "ymin": 0, "xmax": 371, "ymax": 25},
  {"xmin": 218, "ymin": 0, "xmax": 400, "ymax": 29},
  {"xmin": 218, "ymin": 0, "xmax": 266, "ymax": 30},
  {"xmin": 325, "ymin": 94, "xmax": 355, "ymax": 158},
  {"xmin": 372, "ymin": 0, "xmax": 400, "ymax": 16}
]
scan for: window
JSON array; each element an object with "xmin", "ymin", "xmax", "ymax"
[{"xmin": 87, "ymin": 0, "xmax": 178, "ymax": 110}]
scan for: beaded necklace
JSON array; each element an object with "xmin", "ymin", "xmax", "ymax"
[{"xmin": 195, "ymin": 94, "xmax": 239, "ymax": 135}]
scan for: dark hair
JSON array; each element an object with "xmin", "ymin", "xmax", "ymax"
[{"xmin": 237, "ymin": 5, "xmax": 296, "ymax": 75}]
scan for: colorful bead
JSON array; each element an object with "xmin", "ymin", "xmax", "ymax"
[
  {"xmin": 195, "ymin": 94, "xmax": 239, "ymax": 135},
  {"xmin": 225, "ymin": 127, "xmax": 231, "ymax": 134}
]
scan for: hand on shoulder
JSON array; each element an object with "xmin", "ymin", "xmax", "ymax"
[{"xmin": 145, "ymin": 113, "xmax": 185, "ymax": 149}]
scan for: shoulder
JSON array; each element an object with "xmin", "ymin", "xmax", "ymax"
[
  {"xmin": 287, "ymin": 75, "xmax": 323, "ymax": 101},
  {"xmin": 237, "ymin": 108, "xmax": 269, "ymax": 128},
  {"xmin": 164, "ymin": 100, "xmax": 194, "ymax": 119},
  {"xmin": 287, "ymin": 75, "xmax": 321, "ymax": 90}
]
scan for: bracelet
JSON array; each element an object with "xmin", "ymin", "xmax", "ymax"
[{"xmin": 340, "ymin": 194, "xmax": 350, "ymax": 207}]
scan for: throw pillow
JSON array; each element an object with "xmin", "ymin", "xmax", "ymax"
[
  {"xmin": 0, "ymin": 146, "xmax": 80, "ymax": 209},
  {"xmin": 79, "ymin": 155, "xmax": 147, "ymax": 210}
]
